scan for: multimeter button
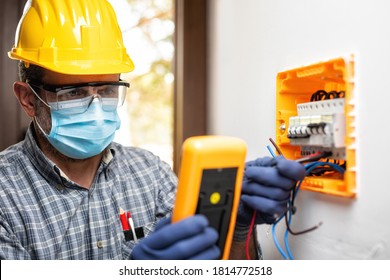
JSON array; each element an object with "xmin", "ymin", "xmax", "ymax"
[{"xmin": 210, "ymin": 192, "xmax": 221, "ymax": 204}]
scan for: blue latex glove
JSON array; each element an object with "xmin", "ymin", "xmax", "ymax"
[
  {"xmin": 131, "ymin": 214, "xmax": 220, "ymax": 260},
  {"xmin": 237, "ymin": 156, "xmax": 306, "ymax": 225}
]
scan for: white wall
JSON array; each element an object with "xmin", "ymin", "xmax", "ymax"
[{"xmin": 208, "ymin": 0, "xmax": 390, "ymax": 259}]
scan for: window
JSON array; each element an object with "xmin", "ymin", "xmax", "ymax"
[{"xmin": 109, "ymin": 0, "xmax": 175, "ymax": 167}]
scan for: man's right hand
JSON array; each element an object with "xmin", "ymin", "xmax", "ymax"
[{"xmin": 131, "ymin": 215, "xmax": 220, "ymax": 260}]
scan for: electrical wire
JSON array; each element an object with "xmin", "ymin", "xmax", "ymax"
[
  {"xmin": 295, "ymin": 151, "xmax": 332, "ymax": 163},
  {"xmin": 272, "ymin": 214, "xmax": 289, "ymax": 259},
  {"xmin": 303, "ymin": 161, "xmax": 345, "ymax": 177},
  {"xmin": 269, "ymin": 137, "xmax": 284, "ymax": 156},
  {"xmin": 245, "ymin": 211, "xmax": 257, "ymax": 260},
  {"xmin": 266, "ymin": 139, "xmax": 346, "ymax": 259},
  {"xmin": 270, "ymin": 203, "xmax": 301, "ymax": 259},
  {"xmin": 268, "ymin": 138, "xmax": 332, "ymax": 163},
  {"xmin": 284, "ymin": 206, "xmax": 294, "ymax": 259},
  {"xmin": 247, "ymin": 141, "xmax": 280, "ymax": 259},
  {"xmin": 267, "ymin": 143, "xmax": 296, "ymax": 259},
  {"xmin": 266, "ymin": 145, "xmax": 277, "ymax": 158},
  {"xmin": 266, "ymin": 143, "xmax": 290, "ymax": 259},
  {"xmin": 280, "ymin": 161, "xmax": 345, "ymax": 259},
  {"xmin": 268, "ymin": 150, "xmax": 345, "ymax": 259},
  {"xmin": 310, "ymin": 90, "xmax": 345, "ymax": 101}
]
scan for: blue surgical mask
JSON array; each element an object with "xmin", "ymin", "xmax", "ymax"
[{"xmin": 36, "ymin": 100, "xmax": 121, "ymax": 159}]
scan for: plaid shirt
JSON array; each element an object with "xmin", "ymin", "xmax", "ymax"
[{"xmin": 0, "ymin": 126, "xmax": 177, "ymax": 259}]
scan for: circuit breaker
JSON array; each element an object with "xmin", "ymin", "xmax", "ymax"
[{"xmin": 276, "ymin": 56, "xmax": 356, "ymax": 198}]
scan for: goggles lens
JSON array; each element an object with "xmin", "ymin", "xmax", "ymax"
[{"xmin": 28, "ymin": 81, "xmax": 129, "ymax": 115}]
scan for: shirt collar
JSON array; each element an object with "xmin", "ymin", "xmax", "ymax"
[{"xmin": 23, "ymin": 124, "xmax": 64, "ymax": 185}]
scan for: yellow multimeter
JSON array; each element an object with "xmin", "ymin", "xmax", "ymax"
[{"xmin": 172, "ymin": 135, "xmax": 247, "ymax": 260}]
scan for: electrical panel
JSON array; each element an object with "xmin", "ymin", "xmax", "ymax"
[{"xmin": 276, "ymin": 56, "xmax": 356, "ymax": 198}]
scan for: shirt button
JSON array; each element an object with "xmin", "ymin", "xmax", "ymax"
[{"xmin": 97, "ymin": 240, "xmax": 104, "ymax": 248}]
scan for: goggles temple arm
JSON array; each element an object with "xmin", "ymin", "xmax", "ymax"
[{"xmin": 27, "ymin": 83, "xmax": 52, "ymax": 109}]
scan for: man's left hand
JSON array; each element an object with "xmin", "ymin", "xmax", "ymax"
[{"xmin": 237, "ymin": 156, "xmax": 306, "ymax": 226}]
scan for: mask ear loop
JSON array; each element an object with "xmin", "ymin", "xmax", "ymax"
[
  {"xmin": 33, "ymin": 116, "xmax": 50, "ymax": 138},
  {"xmin": 27, "ymin": 83, "xmax": 52, "ymax": 137}
]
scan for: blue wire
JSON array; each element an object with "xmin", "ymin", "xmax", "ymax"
[
  {"xmin": 284, "ymin": 203, "xmax": 294, "ymax": 260},
  {"xmin": 279, "ymin": 161, "xmax": 345, "ymax": 260},
  {"xmin": 304, "ymin": 161, "xmax": 345, "ymax": 174},
  {"xmin": 272, "ymin": 214, "xmax": 289, "ymax": 259},
  {"xmin": 266, "ymin": 145, "xmax": 290, "ymax": 259},
  {"xmin": 265, "ymin": 147, "xmax": 347, "ymax": 259},
  {"xmin": 294, "ymin": 162, "xmax": 345, "ymax": 196},
  {"xmin": 267, "ymin": 145, "xmax": 277, "ymax": 158}
]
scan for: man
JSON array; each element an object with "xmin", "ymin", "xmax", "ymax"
[{"xmin": 0, "ymin": 0, "xmax": 305, "ymax": 259}]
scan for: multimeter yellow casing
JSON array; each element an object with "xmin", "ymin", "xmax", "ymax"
[{"xmin": 172, "ymin": 135, "xmax": 247, "ymax": 260}]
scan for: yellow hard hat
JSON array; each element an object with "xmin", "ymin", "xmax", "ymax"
[{"xmin": 8, "ymin": 0, "xmax": 134, "ymax": 75}]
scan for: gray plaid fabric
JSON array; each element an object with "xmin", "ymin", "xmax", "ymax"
[{"xmin": 0, "ymin": 126, "xmax": 177, "ymax": 259}]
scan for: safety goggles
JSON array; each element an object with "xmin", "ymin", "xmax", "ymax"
[{"xmin": 27, "ymin": 80, "xmax": 130, "ymax": 115}]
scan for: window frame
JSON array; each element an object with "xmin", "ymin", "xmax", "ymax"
[{"xmin": 173, "ymin": 0, "xmax": 208, "ymax": 173}]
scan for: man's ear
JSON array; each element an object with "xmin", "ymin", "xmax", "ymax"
[{"xmin": 13, "ymin": 82, "xmax": 36, "ymax": 118}]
